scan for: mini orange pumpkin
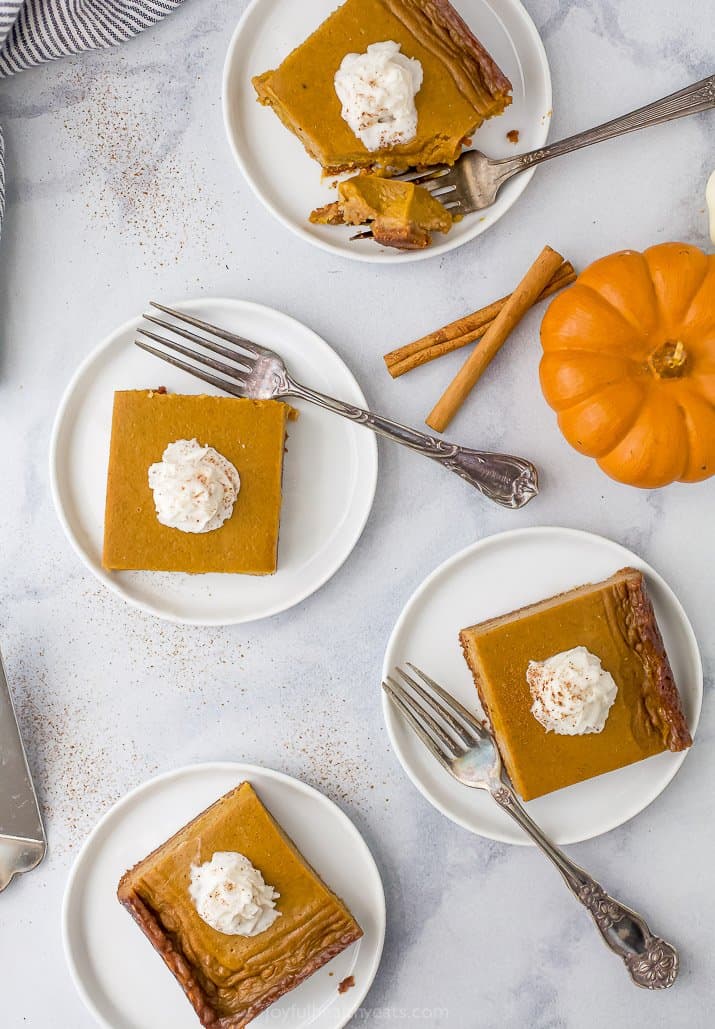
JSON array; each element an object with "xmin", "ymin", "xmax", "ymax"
[{"xmin": 540, "ymin": 242, "xmax": 715, "ymax": 488}]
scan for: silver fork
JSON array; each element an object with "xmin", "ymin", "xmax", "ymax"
[
  {"xmin": 357, "ymin": 72, "xmax": 714, "ymax": 230},
  {"xmin": 383, "ymin": 664, "xmax": 679, "ymax": 990},
  {"xmin": 133, "ymin": 303, "xmax": 539, "ymax": 509}
]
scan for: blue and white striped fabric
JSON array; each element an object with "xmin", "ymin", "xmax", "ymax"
[{"xmin": 0, "ymin": 0, "xmax": 185, "ymax": 232}]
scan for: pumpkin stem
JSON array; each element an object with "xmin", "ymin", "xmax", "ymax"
[{"xmin": 649, "ymin": 340, "xmax": 688, "ymax": 378}]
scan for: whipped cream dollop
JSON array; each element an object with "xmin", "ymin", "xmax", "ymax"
[
  {"xmin": 706, "ymin": 170, "xmax": 715, "ymax": 244},
  {"xmin": 526, "ymin": 646, "xmax": 617, "ymax": 736},
  {"xmin": 189, "ymin": 852, "xmax": 281, "ymax": 936},
  {"xmin": 148, "ymin": 439, "xmax": 240, "ymax": 534},
  {"xmin": 334, "ymin": 41, "xmax": 423, "ymax": 152}
]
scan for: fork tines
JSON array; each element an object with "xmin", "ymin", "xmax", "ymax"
[
  {"xmin": 134, "ymin": 302, "xmax": 263, "ymax": 398},
  {"xmin": 392, "ymin": 164, "xmax": 460, "ymax": 206},
  {"xmin": 382, "ymin": 663, "xmax": 486, "ymax": 768},
  {"xmin": 393, "ymin": 164, "xmax": 450, "ymax": 185}
]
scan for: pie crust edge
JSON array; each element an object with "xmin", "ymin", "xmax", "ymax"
[
  {"xmin": 458, "ymin": 566, "xmax": 693, "ymax": 794},
  {"xmin": 117, "ymin": 784, "xmax": 364, "ymax": 1028}
]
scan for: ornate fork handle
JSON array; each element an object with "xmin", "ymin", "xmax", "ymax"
[
  {"xmin": 284, "ymin": 378, "xmax": 538, "ymax": 509},
  {"xmin": 494, "ymin": 72, "xmax": 715, "ymax": 182},
  {"xmin": 491, "ymin": 785, "xmax": 678, "ymax": 989}
]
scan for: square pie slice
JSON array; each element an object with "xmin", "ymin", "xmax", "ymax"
[
  {"xmin": 118, "ymin": 782, "xmax": 363, "ymax": 1028},
  {"xmin": 103, "ymin": 391, "xmax": 293, "ymax": 575},
  {"xmin": 459, "ymin": 568, "xmax": 692, "ymax": 801},
  {"xmin": 253, "ymin": 0, "xmax": 512, "ymax": 174}
]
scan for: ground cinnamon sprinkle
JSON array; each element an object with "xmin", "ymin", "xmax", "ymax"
[
  {"xmin": 58, "ymin": 56, "xmax": 215, "ymax": 265},
  {"xmin": 281, "ymin": 695, "xmax": 386, "ymax": 810},
  {"xmin": 2, "ymin": 591, "xmax": 248, "ymax": 860},
  {"xmin": 8, "ymin": 658, "xmax": 145, "ymax": 856}
]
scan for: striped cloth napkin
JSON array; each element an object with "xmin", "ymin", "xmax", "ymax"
[{"xmin": 0, "ymin": 0, "xmax": 185, "ymax": 231}]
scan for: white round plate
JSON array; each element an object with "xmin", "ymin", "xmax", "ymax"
[
  {"xmin": 50, "ymin": 299, "xmax": 378, "ymax": 625},
  {"xmin": 382, "ymin": 527, "xmax": 702, "ymax": 846},
  {"xmin": 63, "ymin": 763, "xmax": 386, "ymax": 1029},
  {"xmin": 223, "ymin": 0, "xmax": 551, "ymax": 263}
]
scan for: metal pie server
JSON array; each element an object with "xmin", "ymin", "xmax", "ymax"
[{"xmin": 0, "ymin": 649, "xmax": 46, "ymax": 891}]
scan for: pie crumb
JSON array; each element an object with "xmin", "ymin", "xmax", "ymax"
[{"xmin": 338, "ymin": 975, "xmax": 355, "ymax": 994}]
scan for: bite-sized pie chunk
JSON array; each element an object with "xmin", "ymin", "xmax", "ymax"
[
  {"xmin": 102, "ymin": 390, "xmax": 294, "ymax": 575},
  {"xmin": 460, "ymin": 568, "xmax": 692, "ymax": 801},
  {"xmin": 118, "ymin": 782, "xmax": 362, "ymax": 1028},
  {"xmin": 253, "ymin": 0, "xmax": 512, "ymax": 174},
  {"xmin": 310, "ymin": 175, "xmax": 453, "ymax": 249}
]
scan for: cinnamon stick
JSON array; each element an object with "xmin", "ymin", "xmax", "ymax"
[
  {"xmin": 426, "ymin": 245, "xmax": 565, "ymax": 433},
  {"xmin": 385, "ymin": 261, "xmax": 575, "ymax": 378}
]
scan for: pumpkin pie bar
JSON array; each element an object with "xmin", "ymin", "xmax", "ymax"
[
  {"xmin": 118, "ymin": 782, "xmax": 362, "ymax": 1028},
  {"xmin": 253, "ymin": 0, "xmax": 512, "ymax": 174},
  {"xmin": 103, "ymin": 391, "xmax": 293, "ymax": 575},
  {"xmin": 460, "ymin": 568, "xmax": 692, "ymax": 801}
]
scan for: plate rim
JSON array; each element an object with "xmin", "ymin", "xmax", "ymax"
[
  {"xmin": 48, "ymin": 297, "xmax": 379, "ymax": 627},
  {"xmin": 381, "ymin": 525, "xmax": 703, "ymax": 846},
  {"xmin": 61, "ymin": 761, "xmax": 387, "ymax": 1029},
  {"xmin": 221, "ymin": 0, "xmax": 552, "ymax": 264}
]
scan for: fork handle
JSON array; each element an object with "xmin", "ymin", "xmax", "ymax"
[
  {"xmin": 491, "ymin": 784, "xmax": 678, "ymax": 989},
  {"xmin": 493, "ymin": 73, "xmax": 715, "ymax": 182},
  {"xmin": 284, "ymin": 378, "xmax": 538, "ymax": 509}
]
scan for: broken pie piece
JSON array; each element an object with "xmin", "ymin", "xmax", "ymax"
[{"xmin": 310, "ymin": 175, "xmax": 452, "ymax": 249}]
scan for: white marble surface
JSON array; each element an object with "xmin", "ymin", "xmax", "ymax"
[{"xmin": 0, "ymin": 1, "xmax": 713, "ymax": 1026}]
